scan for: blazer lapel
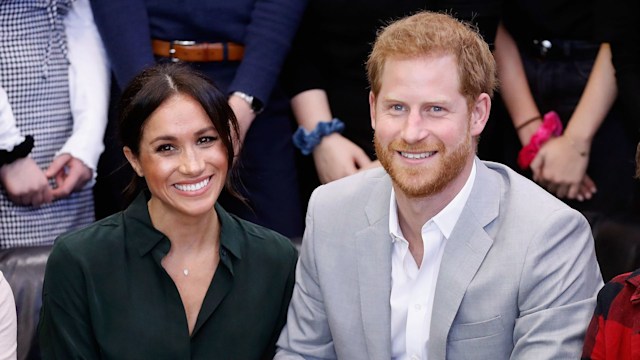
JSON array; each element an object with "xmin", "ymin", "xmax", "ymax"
[
  {"xmin": 429, "ymin": 159, "xmax": 500, "ymax": 359},
  {"xmin": 356, "ymin": 175, "xmax": 393, "ymax": 359}
]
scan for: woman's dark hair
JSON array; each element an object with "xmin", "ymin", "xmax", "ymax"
[{"xmin": 118, "ymin": 63, "xmax": 242, "ymax": 202}]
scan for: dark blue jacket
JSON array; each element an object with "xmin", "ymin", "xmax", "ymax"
[{"xmin": 90, "ymin": 0, "xmax": 307, "ymax": 105}]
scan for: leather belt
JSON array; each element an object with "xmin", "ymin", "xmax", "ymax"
[{"xmin": 151, "ymin": 39, "xmax": 244, "ymax": 62}]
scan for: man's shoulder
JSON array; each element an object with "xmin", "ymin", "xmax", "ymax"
[
  {"xmin": 475, "ymin": 160, "xmax": 590, "ymax": 239},
  {"xmin": 313, "ymin": 167, "xmax": 390, "ymax": 204},
  {"xmin": 602, "ymin": 269, "xmax": 640, "ymax": 299},
  {"xmin": 479, "ymin": 160, "xmax": 574, "ymax": 212},
  {"xmin": 305, "ymin": 167, "xmax": 390, "ymax": 231}
]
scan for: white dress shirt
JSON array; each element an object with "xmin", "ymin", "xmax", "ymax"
[
  {"xmin": 0, "ymin": 90, "xmax": 21, "ymax": 152},
  {"xmin": 0, "ymin": 0, "xmax": 109, "ymax": 176},
  {"xmin": 389, "ymin": 162, "xmax": 477, "ymax": 360}
]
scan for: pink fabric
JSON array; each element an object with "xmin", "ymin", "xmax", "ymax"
[{"xmin": 517, "ymin": 111, "xmax": 563, "ymax": 169}]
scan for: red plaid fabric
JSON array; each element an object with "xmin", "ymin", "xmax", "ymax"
[{"xmin": 582, "ymin": 269, "xmax": 640, "ymax": 359}]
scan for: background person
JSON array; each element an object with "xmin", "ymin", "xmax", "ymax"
[
  {"xmin": 0, "ymin": 0, "xmax": 109, "ymax": 248},
  {"xmin": 581, "ymin": 143, "xmax": 640, "ymax": 359},
  {"xmin": 486, "ymin": 0, "xmax": 637, "ymax": 219},
  {"xmin": 89, "ymin": 0, "xmax": 307, "ymax": 239}
]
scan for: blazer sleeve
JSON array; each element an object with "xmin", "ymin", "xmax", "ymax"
[
  {"xmin": 88, "ymin": 0, "xmax": 155, "ymax": 90},
  {"xmin": 511, "ymin": 207, "xmax": 603, "ymax": 359},
  {"xmin": 228, "ymin": 0, "xmax": 307, "ymax": 106},
  {"xmin": 275, "ymin": 190, "xmax": 337, "ymax": 360},
  {"xmin": 39, "ymin": 241, "xmax": 100, "ymax": 359}
]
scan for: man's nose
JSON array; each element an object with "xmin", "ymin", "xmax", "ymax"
[{"xmin": 401, "ymin": 110, "xmax": 429, "ymax": 144}]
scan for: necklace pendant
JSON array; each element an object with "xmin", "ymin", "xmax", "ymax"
[{"xmin": 183, "ymin": 269, "xmax": 189, "ymax": 276}]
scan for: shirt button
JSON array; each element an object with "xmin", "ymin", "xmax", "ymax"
[
  {"xmin": 220, "ymin": 249, "xmax": 227, "ymax": 258},
  {"xmin": 414, "ymin": 304, "xmax": 422, "ymax": 311}
]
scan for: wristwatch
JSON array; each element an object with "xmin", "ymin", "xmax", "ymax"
[{"xmin": 232, "ymin": 91, "xmax": 264, "ymax": 114}]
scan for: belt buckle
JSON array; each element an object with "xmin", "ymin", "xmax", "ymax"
[
  {"xmin": 533, "ymin": 39, "xmax": 552, "ymax": 58},
  {"xmin": 170, "ymin": 40, "xmax": 196, "ymax": 62}
]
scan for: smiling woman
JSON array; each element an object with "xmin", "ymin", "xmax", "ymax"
[
  {"xmin": 38, "ymin": 63, "xmax": 298, "ymax": 359},
  {"xmin": 123, "ymin": 94, "xmax": 229, "ymax": 220}
]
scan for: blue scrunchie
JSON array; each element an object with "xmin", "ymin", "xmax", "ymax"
[{"xmin": 292, "ymin": 118, "xmax": 346, "ymax": 155}]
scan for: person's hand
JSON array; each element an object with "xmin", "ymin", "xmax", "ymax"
[
  {"xmin": 312, "ymin": 133, "xmax": 372, "ymax": 184},
  {"xmin": 228, "ymin": 95, "xmax": 257, "ymax": 157},
  {"xmin": 45, "ymin": 153, "xmax": 93, "ymax": 200},
  {"xmin": 0, "ymin": 157, "xmax": 53, "ymax": 206},
  {"xmin": 359, "ymin": 159, "xmax": 382, "ymax": 172},
  {"xmin": 530, "ymin": 135, "xmax": 596, "ymax": 201}
]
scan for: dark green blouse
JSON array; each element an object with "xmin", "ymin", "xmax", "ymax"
[{"xmin": 39, "ymin": 191, "xmax": 298, "ymax": 359}]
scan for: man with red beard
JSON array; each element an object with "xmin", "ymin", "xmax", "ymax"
[{"xmin": 276, "ymin": 11, "xmax": 603, "ymax": 360}]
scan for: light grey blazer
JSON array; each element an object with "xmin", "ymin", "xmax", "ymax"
[{"xmin": 276, "ymin": 159, "xmax": 603, "ymax": 359}]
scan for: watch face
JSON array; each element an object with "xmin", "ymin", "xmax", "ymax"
[{"xmin": 252, "ymin": 98, "xmax": 264, "ymax": 114}]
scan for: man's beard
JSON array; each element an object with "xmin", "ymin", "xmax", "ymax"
[{"xmin": 375, "ymin": 129, "xmax": 473, "ymax": 198}]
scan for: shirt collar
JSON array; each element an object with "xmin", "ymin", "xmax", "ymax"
[
  {"xmin": 627, "ymin": 268, "xmax": 640, "ymax": 304},
  {"xmin": 125, "ymin": 190, "xmax": 165, "ymax": 257},
  {"xmin": 125, "ymin": 190, "xmax": 243, "ymax": 262},
  {"xmin": 388, "ymin": 161, "xmax": 477, "ymax": 241}
]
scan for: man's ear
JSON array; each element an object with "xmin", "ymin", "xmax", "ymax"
[
  {"xmin": 123, "ymin": 146, "xmax": 143, "ymax": 177},
  {"xmin": 369, "ymin": 91, "xmax": 377, "ymax": 130},
  {"xmin": 470, "ymin": 93, "xmax": 491, "ymax": 137}
]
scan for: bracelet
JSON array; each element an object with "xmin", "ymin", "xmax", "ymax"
[
  {"xmin": 517, "ymin": 111, "xmax": 563, "ymax": 169},
  {"xmin": 515, "ymin": 115, "xmax": 542, "ymax": 131},
  {"xmin": 292, "ymin": 118, "xmax": 345, "ymax": 155},
  {"xmin": 0, "ymin": 135, "xmax": 34, "ymax": 166}
]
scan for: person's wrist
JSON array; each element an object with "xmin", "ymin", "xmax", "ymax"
[
  {"xmin": 229, "ymin": 94, "xmax": 252, "ymax": 114},
  {"xmin": 0, "ymin": 135, "xmax": 34, "ymax": 167},
  {"xmin": 518, "ymin": 125, "xmax": 539, "ymax": 146},
  {"xmin": 562, "ymin": 127, "xmax": 591, "ymax": 153},
  {"xmin": 231, "ymin": 91, "xmax": 264, "ymax": 114},
  {"xmin": 292, "ymin": 118, "xmax": 345, "ymax": 155},
  {"xmin": 515, "ymin": 114, "xmax": 542, "ymax": 132},
  {"xmin": 517, "ymin": 111, "xmax": 563, "ymax": 169},
  {"xmin": 563, "ymin": 134, "xmax": 590, "ymax": 157},
  {"xmin": 312, "ymin": 132, "xmax": 337, "ymax": 151}
]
